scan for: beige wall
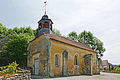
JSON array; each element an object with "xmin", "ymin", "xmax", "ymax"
[
  {"xmin": 28, "ymin": 35, "xmax": 98, "ymax": 77},
  {"xmin": 50, "ymin": 39, "xmax": 98, "ymax": 76}
]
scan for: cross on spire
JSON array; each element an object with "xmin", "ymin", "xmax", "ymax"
[{"xmin": 44, "ymin": 1, "xmax": 47, "ymax": 15}]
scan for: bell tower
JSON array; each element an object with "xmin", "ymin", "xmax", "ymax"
[
  {"xmin": 37, "ymin": 1, "xmax": 53, "ymax": 36},
  {"xmin": 38, "ymin": 15, "xmax": 53, "ymax": 36}
]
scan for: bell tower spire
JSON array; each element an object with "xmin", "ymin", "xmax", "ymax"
[
  {"xmin": 37, "ymin": 1, "xmax": 53, "ymax": 36},
  {"xmin": 44, "ymin": 1, "xmax": 47, "ymax": 15}
]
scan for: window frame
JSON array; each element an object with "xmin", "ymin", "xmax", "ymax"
[
  {"xmin": 74, "ymin": 55, "xmax": 78, "ymax": 65},
  {"xmin": 44, "ymin": 22, "xmax": 49, "ymax": 28},
  {"xmin": 55, "ymin": 55, "xmax": 59, "ymax": 67}
]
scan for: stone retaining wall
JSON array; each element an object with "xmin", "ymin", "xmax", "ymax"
[{"xmin": 0, "ymin": 70, "xmax": 31, "ymax": 80}]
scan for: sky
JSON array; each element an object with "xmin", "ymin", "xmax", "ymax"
[{"xmin": 0, "ymin": 0, "xmax": 120, "ymax": 65}]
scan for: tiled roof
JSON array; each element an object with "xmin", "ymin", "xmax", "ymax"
[
  {"xmin": 0, "ymin": 31, "xmax": 17, "ymax": 43},
  {"xmin": 45, "ymin": 33, "xmax": 96, "ymax": 52},
  {"xmin": 102, "ymin": 60, "xmax": 108, "ymax": 65},
  {"xmin": 0, "ymin": 31, "xmax": 17, "ymax": 50}
]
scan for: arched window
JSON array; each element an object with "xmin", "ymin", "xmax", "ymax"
[
  {"xmin": 38, "ymin": 23, "xmax": 42, "ymax": 30},
  {"xmin": 74, "ymin": 55, "xmax": 78, "ymax": 65},
  {"xmin": 50, "ymin": 24, "xmax": 52, "ymax": 31},
  {"xmin": 44, "ymin": 22, "xmax": 49, "ymax": 28},
  {"xmin": 55, "ymin": 55, "xmax": 58, "ymax": 66}
]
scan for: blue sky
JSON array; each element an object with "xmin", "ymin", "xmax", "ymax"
[{"xmin": 0, "ymin": 0, "xmax": 120, "ymax": 65}]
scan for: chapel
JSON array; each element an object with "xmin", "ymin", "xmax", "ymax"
[{"xmin": 27, "ymin": 14, "xmax": 99, "ymax": 77}]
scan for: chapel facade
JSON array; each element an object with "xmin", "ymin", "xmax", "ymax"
[{"xmin": 27, "ymin": 14, "xmax": 99, "ymax": 77}]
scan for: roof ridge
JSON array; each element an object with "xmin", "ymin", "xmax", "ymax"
[{"xmin": 51, "ymin": 33, "xmax": 91, "ymax": 47}]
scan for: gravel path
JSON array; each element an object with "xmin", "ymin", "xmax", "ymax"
[{"xmin": 31, "ymin": 72, "xmax": 120, "ymax": 80}]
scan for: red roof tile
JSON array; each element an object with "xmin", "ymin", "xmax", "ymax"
[
  {"xmin": 102, "ymin": 60, "xmax": 108, "ymax": 65},
  {"xmin": 45, "ymin": 33, "xmax": 96, "ymax": 52}
]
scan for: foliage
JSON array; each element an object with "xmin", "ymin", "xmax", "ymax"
[
  {"xmin": 0, "ymin": 24, "xmax": 61, "ymax": 66},
  {"xmin": 0, "ymin": 61, "xmax": 18, "ymax": 75},
  {"xmin": 67, "ymin": 30, "xmax": 105, "ymax": 57},
  {"xmin": 33, "ymin": 28, "xmax": 38, "ymax": 37},
  {"xmin": 0, "ymin": 24, "xmax": 35, "ymax": 66},
  {"xmin": 117, "ymin": 65, "xmax": 120, "ymax": 67},
  {"xmin": 0, "ymin": 33, "xmax": 33, "ymax": 66},
  {"xmin": 78, "ymin": 31, "xmax": 105, "ymax": 57},
  {"xmin": 67, "ymin": 31, "xmax": 78, "ymax": 41},
  {"xmin": 115, "ymin": 67, "xmax": 120, "ymax": 72},
  {"xmin": 0, "ymin": 24, "xmax": 35, "ymax": 41},
  {"xmin": 52, "ymin": 29, "xmax": 61, "ymax": 36},
  {"xmin": 0, "ymin": 23, "xmax": 8, "ymax": 40}
]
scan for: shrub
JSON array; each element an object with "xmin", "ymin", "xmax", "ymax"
[
  {"xmin": 115, "ymin": 67, "xmax": 120, "ymax": 72},
  {"xmin": 0, "ymin": 61, "xmax": 18, "ymax": 75}
]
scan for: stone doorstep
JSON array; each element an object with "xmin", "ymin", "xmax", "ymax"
[
  {"xmin": 9, "ymin": 76, "xmax": 16, "ymax": 80},
  {"xmin": 31, "ymin": 75, "xmax": 45, "ymax": 79}
]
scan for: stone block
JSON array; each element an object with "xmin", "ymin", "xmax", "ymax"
[{"xmin": 49, "ymin": 72, "xmax": 54, "ymax": 77}]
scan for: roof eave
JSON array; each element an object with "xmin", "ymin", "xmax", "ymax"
[{"xmin": 50, "ymin": 38, "xmax": 96, "ymax": 53}]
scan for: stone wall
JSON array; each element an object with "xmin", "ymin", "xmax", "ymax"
[
  {"xmin": 27, "ymin": 35, "xmax": 50, "ymax": 77},
  {"xmin": 0, "ymin": 70, "xmax": 31, "ymax": 80},
  {"xmin": 27, "ymin": 35, "xmax": 98, "ymax": 78},
  {"xmin": 50, "ymin": 39, "xmax": 98, "ymax": 77}
]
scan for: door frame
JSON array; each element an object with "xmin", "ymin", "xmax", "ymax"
[
  {"xmin": 34, "ymin": 59, "xmax": 39, "ymax": 75},
  {"xmin": 84, "ymin": 54, "xmax": 93, "ymax": 75},
  {"xmin": 62, "ymin": 50, "xmax": 68, "ymax": 76}
]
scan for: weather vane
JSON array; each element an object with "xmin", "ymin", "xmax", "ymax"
[{"xmin": 44, "ymin": 1, "xmax": 47, "ymax": 15}]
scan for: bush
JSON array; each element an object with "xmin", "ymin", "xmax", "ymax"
[
  {"xmin": 0, "ymin": 61, "xmax": 18, "ymax": 75},
  {"xmin": 115, "ymin": 67, "xmax": 120, "ymax": 72}
]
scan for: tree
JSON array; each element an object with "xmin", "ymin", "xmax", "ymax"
[
  {"xmin": 52, "ymin": 29, "xmax": 61, "ymax": 36},
  {"xmin": 0, "ymin": 23, "xmax": 8, "ymax": 40},
  {"xmin": 67, "ymin": 30, "xmax": 105, "ymax": 57},
  {"xmin": 24, "ymin": 27, "xmax": 35, "ymax": 36},
  {"xmin": 78, "ymin": 31, "xmax": 105, "ymax": 57},
  {"xmin": 8, "ymin": 29, "xmax": 13, "ymax": 34},
  {"xmin": 0, "ymin": 33, "xmax": 33, "ymax": 66},
  {"xmin": 78, "ymin": 31, "xmax": 94, "ymax": 46},
  {"xmin": 13, "ymin": 27, "xmax": 20, "ymax": 34},
  {"xmin": 33, "ymin": 28, "xmax": 38, "ymax": 37},
  {"xmin": 0, "ymin": 24, "xmax": 36, "ymax": 66},
  {"xmin": 67, "ymin": 31, "xmax": 78, "ymax": 41}
]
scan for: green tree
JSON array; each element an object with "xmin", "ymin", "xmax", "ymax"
[
  {"xmin": 33, "ymin": 28, "xmax": 38, "ymax": 38},
  {"xmin": 78, "ymin": 31, "xmax": 105, "ymax": 57},
  {"xmin": 0, "ymin": 24, "xmax": 36, "ymax": 66},
  {"xmin": 78, "ymin": 31, "xmax": 94, "ymax": 46},
  {"xmin": 67, "ymin": 31, "xmax": 78, "ymax": 41},
  {"xmin": 13, "ymin": 27, "xmax": 20, "ymax": 34},
  {"xmin": 19, "ymin": 27, "xmax": 25, "ymax": 33},
  {"xmin": 8, "ymin": 29, "xmax": 13, "ymax": 34},
  {"xmin": 52, "ymin": 29, "xmax": 61, "ymax": 36},
  {"xmin": 67, "ymin": 30, "xmax": 105, "ymax": 57},
  {"xmin": 0, "ymin": 33, "xmax": 33, "ymax": 66},
  {"xmin": 24, "ymin": 27, "xmax": 35, "ymax": 36},
  {"xmin": 0, "ymin": 23, "xmax": 8, "ymax": 40}
]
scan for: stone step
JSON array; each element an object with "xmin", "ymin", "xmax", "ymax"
[{"xmin": 31, "ymin": 75, "xmax": 42, "ymax": 79}]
